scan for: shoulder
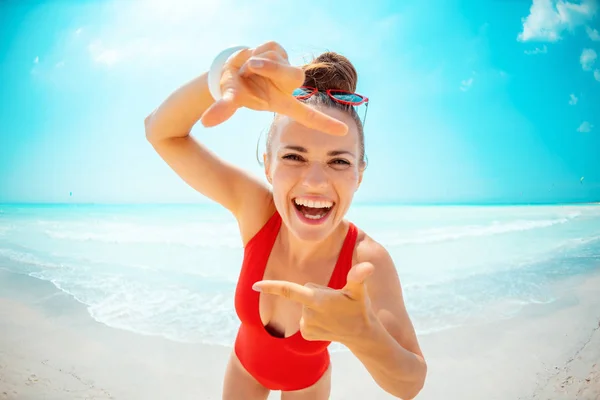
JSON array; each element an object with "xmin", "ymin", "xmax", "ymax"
[
  {"xmin": 351, "ymin": 226, "xmax": 400, "ymax": 294},
  {"xmin": 238, "ymin": 191, "xmax": 277, "ymax": 246},
  {"xmin": 353, "ymin": 227, "xmax": 396, "ymax": 275}
]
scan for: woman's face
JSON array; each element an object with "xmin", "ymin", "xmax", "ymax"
[{"xmin": 265, "ymin": 107, "xmax": 364, "ymax": 242}]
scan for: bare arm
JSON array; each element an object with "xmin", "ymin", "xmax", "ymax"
[
  {"xmin": 144, "ymin": 41, "xmax": 348, "ymax": 243},
  {"xmin": 145, "ymin": 72, "xmax": 273, "ymax": 243},
  {"xmin": 346, "ymin": 241, "xmax": 427, "ymax": 399},
  {"xmin": 145, "ymin": 72, "xmax": 215, "ymax": 142}
]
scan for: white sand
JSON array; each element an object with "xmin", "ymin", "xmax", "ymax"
[
  {"xmin": 531, "ymin": 319, "xmax": 600, "ymax": 400},
  {"xmin": 1, "ymin": 268, "xmax": 599, "ymax": 399}
]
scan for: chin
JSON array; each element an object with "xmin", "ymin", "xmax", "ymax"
[{"xmin": 288, "ymin": 224, "xmax": 334, "ymax": 242}]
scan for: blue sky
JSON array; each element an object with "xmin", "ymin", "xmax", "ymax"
[{"xmin": 0, "ymin": 0, "xmax": 599, "ymax": 204}]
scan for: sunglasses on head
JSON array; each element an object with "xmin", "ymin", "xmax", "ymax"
[
  {"xmin": 292, "ymin": 86, "xmax": 369, "ymax": 127},
  {"xmin": 292, "ymin": 86, "xmax": 369, "ymax": 105}
]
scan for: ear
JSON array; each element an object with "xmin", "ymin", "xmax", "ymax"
[
  {"xmin": 355, "ymin": 162, "xmax": 365, "ymax": 191},
  {"xmin": 263, "ymin": 153, "xmax": 272, "ymax": 184}
]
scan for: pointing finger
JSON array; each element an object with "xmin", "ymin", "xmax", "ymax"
[
  {"xmin": 274, "ymin": 95, "xmax": 349, "ymax": 136},
  {"xmin": 253, "ymin": 280, "xmax": 318, "ymax": 308}
]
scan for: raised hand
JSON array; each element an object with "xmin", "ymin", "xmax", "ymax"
[
  {"xmin": 252, "ymin": 262, "xmax": 376, "ymax": 344},
  {"xmin": 200, "ymin": 41, "xmax": 348, "ymax": 136}
]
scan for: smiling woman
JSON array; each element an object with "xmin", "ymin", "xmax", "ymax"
[
  {"xmin": 266, "ymin": 106, "xmax": 364, "ymax": 243},
  {"xmin": 144, "ymin": 41, "xmax": 427, "ymax": 400}
]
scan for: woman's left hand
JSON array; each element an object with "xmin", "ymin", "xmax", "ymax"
[{"xmin": 252, "ymin": 262, "xmax": 376, "ymax": 345}]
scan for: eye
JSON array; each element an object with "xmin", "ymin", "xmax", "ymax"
[
  {"xmin": 331, "ymin": 158, "xmax": 350, "ymax": 165},
  {"xmin": 330, "ymin": 158, "xmax": 351, "ymax": 166},
  {"xmin": 282, "ymin": 153, "xmax": 304, "ymax": 162}
]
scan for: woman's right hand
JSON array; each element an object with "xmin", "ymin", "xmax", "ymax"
[{"xmin": 200, "ymin": 41, "xmax": 348, "ymax": 136}]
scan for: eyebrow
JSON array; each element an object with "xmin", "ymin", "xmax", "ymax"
[{"xmin": 282, "ymin": 145, "xmax": 356, "ymax": 158}]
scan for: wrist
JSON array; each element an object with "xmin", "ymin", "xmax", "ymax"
[
  {"xmin": 346, "ymin": 317, "xmax": 423, "ymax": 380},
  {"xmin": 207, "ymin": 45, "xmax": 250, "ymax": 101}
]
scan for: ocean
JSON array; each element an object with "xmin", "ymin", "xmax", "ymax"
[{"xmin": 1, "ymin": 203, "xmax": 599, "ymax": 350}]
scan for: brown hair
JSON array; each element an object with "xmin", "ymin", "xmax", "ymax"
[{"xmin": 260, "ymin": 51, "xmax": 366, "ymax": 167}]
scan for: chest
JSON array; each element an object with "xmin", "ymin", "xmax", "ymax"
[{"xmin": 258, "ymin": 248, "xmax": 338, "ymax": 339}]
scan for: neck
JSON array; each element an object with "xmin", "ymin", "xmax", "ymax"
[{"xmin": 278, "ymin": 221, "xmax": 349, "ymax": 268}]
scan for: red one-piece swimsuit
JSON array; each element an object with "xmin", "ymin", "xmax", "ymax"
[{"xmin": 233, "ymin": 210, "xmax": 358, "ymax": 391}]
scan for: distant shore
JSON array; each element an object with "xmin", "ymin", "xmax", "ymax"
[
  {"xmin": 1, "ymin": 201, "xmax": 599, "ymax": 207},
  {"xmin": 1, "ymin": 267, "xmax": 599, "ymax": 399}
]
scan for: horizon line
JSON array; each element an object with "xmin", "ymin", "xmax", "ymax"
[{"xmin": 1, "ymin": 201, "xmax": 599, "ymax": 207}]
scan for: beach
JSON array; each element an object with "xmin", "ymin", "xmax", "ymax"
[
  {"xmin": 1, "ymin": 268, "xmax": 600, "ymax": 399},
  {"xmin": 1, "ymin": 203, "xmax": 600, "ymax": 399}
]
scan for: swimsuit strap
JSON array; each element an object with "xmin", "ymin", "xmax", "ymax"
[
  {"xmin": 245, "ymin": 212, "xmax": 358, "ymax": 290},
  {"xmin": 329, "ymin": 222, "xmax": 358, "ymax": 290},
  {"xmin": 245, "ymin": 211, "xmax": 282, "ymax": 252}
]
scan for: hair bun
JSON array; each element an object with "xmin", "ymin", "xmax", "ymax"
[{"xmin": 302, "ymin": 51, "xmax": 358, "ymax": 93}]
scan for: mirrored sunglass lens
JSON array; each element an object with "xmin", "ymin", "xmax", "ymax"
[
  {"xmin": 330, "ymin": 91, "xmax": 363, "ymax": 103},
  {"xmin": 293, "ymin": 88, "xmax": 312, "ymax": 97}
]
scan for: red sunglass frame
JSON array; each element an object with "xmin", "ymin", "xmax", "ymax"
[{"xmin": 294, "ymin": 86, "xmax": 369, "ymax": 106}]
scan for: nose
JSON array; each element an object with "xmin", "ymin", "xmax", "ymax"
[{"xmin": 301, "ymin": 162, "xmax": 328, "ymax": 190}]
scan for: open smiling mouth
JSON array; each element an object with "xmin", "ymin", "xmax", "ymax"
[{"xmin": 292, "ymin": 198, "xmax": 335, "ymax": 222}]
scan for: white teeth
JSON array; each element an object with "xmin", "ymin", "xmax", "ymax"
[
  {"xmin": 294, "ymin": 198, "xmax": 333, "ymax": 209},
  {"xmin": 304, "ymin": 213, "xmax": 327, "ymax": 220}
]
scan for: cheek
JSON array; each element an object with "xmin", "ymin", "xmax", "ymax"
[
  {"xmin": 340, "ymin": 167, "xmax": 360, "ymax": 185},
  {"xmin": 270, "ymin": 165, "xmax": 295, "ymax": 196},
  {"xmin": 271, "ymin": 163, "xmax": 293, "ymax": 182},
  {"xmin": 333, "ymin": 169, "xmax": 361, "ymax": 198}
]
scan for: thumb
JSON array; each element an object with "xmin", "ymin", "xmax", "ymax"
[
  {"xmin": 342, "ymin": 262, "xmax": 375, "ymax": 299},
  {"xmin": 200, "ymin": 89, "xmax": 238, "ymax": 128}
]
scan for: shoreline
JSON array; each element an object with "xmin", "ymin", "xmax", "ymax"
[
  {"xmin": 1, "ymin": 202, "xmax": 599, "ymax": 207},
  {"xmin": 0, "ymin": 269, "xmax": 232, "ymax": 400},
  {"xmin": 1, "ymin": 269, "xmax": 600, "ymax": 399}
]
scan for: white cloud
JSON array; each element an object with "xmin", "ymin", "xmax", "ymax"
[
  {"xmin": 580, "ymin": 48, "xmax": 597, "ymax": 70},
  {"xmin": 517, "ymin": 0, "xmax": 598, "ymax": 42},
  {"xmin": 586, "ymin": 26, "xmax": 600, "ymax": 41},
  {"xmin": 55, "ymin": 61, "xmax": 65, "ymax": 68},
  {"xmin": 577, "ymin": 121, "xmax": 593, "ymax": 132},
  {"xmin": 524, "ymin": 45, "xmax": 548, "ymax": 54},
  {"xmin": 88, "ymin": 40, "xmax": 119, "ymax": 66},
  {"xmin": 594, "ymin": 69, "xmax": 600, "ymax": 81},
  {"xmin": 460, "ymin": 77, "xmax": 474, "ymax": 91},
  {"xmin": 569, "ymin": 93, "xmax": 578, "ymax": 105},
  {"xmin": 30, "ymin": 56, "xmax": 40, "ymax": 75}
]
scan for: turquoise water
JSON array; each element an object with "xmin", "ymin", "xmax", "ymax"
[{"xmin": 1, "ymin": 203, "xmax": 599, "ymax": 348}]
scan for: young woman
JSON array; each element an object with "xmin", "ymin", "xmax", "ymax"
[{"xmin": 145, "ymin": 41, "xmax": 427, "ymax": 400}]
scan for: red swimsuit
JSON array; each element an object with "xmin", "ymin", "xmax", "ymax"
[{"xmin": 234, "ymin": 211, "xmax": 358, "ymax": 391}]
